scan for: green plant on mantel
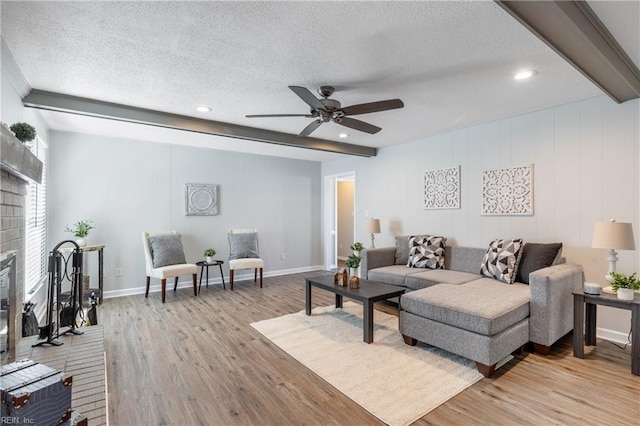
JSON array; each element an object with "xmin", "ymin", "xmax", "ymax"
[
  {"xmin": 203, "ymin": 248, "xmax": 216, "ymax": 257},
  {"xmin": 9, "ymin": 122, "xmax": 37, "ymax": 143},
  {"xmin": 65, "ymin": 220, "xmax": 95, "ymax": 238},
  {"xmin": 345, "ymin": 254, "xmax": 361, "ymax": 269},
  {"xmin": 610, "ymin": 272, "xmax": 640, "ymax": 292}
]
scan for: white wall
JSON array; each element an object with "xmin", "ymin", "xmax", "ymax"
[
  {"xmin": 322, "ymin": 95, "xmax": 639, "ymax": 340},
  {"xmin": 1, "ymin": 40, "xmax": 50, "ymax": 314},
  {"xmin": 47, "ymin": 131, "xmax": 322, "ymax": 297}
]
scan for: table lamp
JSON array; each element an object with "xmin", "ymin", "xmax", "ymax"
[
  {"xmin": 365, "ymin": 218, "xmax": 381, "ymax": 248},
  {"xmin": 591, "ymin": 219, "xmax": 635, "ymax": 283}
]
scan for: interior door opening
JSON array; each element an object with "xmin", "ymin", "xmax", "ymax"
[{"xmin": 324, "ymin": 172, "xmax": 356, "ymax": 270}]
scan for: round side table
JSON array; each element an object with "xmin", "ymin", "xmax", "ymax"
[{"xmin": 196, "ymin": 260, "xmax": 225, "ymax": 293}]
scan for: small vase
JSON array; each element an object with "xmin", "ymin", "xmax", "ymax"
[
  {"xmin": 75, "ymin": 237, "xmax": 87, "ymax": 247},
  {"xmin": 353, "ymin": 250, "xmax": 360, "ymax": 257},
  {"xmin": 206, "ymin": 256, "xmax": 214, "ymax": 263},
  {"xmin": 349, "ymin": 267, "xmax": 358, "ymax": 278},
  {"xmin": 617, "ymin": 288, "xmax": 634, "ymax": 300}
]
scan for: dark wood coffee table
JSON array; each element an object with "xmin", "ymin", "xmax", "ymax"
[{"xmin": 305, "ymin": 275, "xmax": 405, "ymax": 343}]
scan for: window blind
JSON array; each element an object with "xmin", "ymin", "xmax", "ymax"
[{"xmin": 25, "ymin": 135, "xmax": 47, "ymax": 295}]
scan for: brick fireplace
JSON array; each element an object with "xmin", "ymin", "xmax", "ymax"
[{"xmin": 0, "ymin": 124, "xmax": 42, "ymax": 361}]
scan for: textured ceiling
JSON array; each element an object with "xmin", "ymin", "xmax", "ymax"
[{"xmin": 1, "ymin": 1, "xmax": 635, "ymax": 161}]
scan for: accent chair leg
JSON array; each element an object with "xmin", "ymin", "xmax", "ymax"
[
  {"xmin": 174, "ymin": 277, "xmax": 179, "ymax": 291},
  {"xmin": 476, "ymin": 362, "xmax": 497, "ymax": 378},
  {"xmin": 161, "ymin": 279, "xmax": 167, "ymax": 303},
  {"xmin": 259, "ymin": 268, "xmax": 263, "ymax": 288},
  {"xmin": 192, "ymin": 273, "xmax": 197, "ymax": 296},
  {"xmin": 254, "ymin": 268, "xmax": 257, "ymax": 282},
  {"xmin": 402, "ymin": 335, "xmax": 417, "ymax": 346},
  {"xmin": 533, "ymin": 343, "xmax": 551, "ymax": 355},
  {"xmin": 230, "ymin": 270, "xmax": 234, "ymax": 291},
  {"xmin": 145, "ymin": 276, "xmax": 150, "ymax": 298}
]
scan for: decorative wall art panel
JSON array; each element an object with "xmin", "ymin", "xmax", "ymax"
[
  {"xmin": 185, "ymin": 183, "xmax": 218, "ymax": 216},
  {"xmin": 423, "ymin": 166, "xmax": 460, "ymax": 209},
  {"xmin": 482, "ymin": 165, "xmax": 533, "ymax": 215}
]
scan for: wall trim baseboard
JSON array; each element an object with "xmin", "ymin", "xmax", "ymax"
[
  {"xmin": 103, "ymin": 265, "xmax": 326, "ymax": 300},
  {"xmin": 337, "ymin": 256, "xmax": 348, "ymax": 261},
  {"xmin": 597, "ymin": 326, "xmax": 631, "ymax": 346}
]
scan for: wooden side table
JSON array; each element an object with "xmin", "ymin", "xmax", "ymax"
[
  {"xmin": 196, "ymin": 260, "xmax": 225, "ymax": 293},
  {"xmin": 573, "ymin": 291, "xmax": 639, "ymax": 375},
  {"xmin": 59, "ymin": 244, "xmax": 104, "ymax": 307}
]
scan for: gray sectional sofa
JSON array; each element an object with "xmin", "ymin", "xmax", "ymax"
[{"xmin": 361, "ymin": 236, "xmax": 584, "ymax": 377}]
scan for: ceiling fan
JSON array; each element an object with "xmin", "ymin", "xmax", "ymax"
[{"xmin": 246, "ymin": 86, "xmax": 404, "ymax": 137}]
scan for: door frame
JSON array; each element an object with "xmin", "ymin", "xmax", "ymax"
[{"xmin": 323, "ymin": 171, "xmax": 356, "ymax": 270}]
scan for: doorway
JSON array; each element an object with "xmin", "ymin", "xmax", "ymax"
[{"xmin": 324, "ymin": 172, "xmax": 356, "ymax": 270}]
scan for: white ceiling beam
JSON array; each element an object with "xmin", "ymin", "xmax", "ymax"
[{"xmin": 22, "ymin": 89, "xmax": 377, "ymax": 158}]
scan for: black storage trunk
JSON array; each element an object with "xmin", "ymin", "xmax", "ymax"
[{"xmin": 1, "ymin": 359, "xmax": 72, "ymax": 425}]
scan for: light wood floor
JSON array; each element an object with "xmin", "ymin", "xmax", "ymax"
[{"xmin": 102, "ymin": 271, "xmax": 640, "ymax": 425}]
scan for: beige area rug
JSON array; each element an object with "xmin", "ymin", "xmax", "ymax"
[{"xmin": 251, "ymin": 301, "xmax": 500, "ymax": 426}]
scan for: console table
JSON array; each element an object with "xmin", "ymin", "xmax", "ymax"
[{"xmin": 573, "ymin": 291, "xmax": 639, "ymax": 375}]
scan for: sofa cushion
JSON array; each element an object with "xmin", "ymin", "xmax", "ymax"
[
  {"xmin": 407, "ymin": 236, "xmax": 446, "ymax": 269},
  {"xmin": 395, "ymin": 235, "xmax": 428, "ymax": 265},
  {"xmin": 515, "ymin": 243, "xmax": 563, "ymax": 284},
  {"xmin": 148, "ymin": 233, "xmax": 187, "ymax": 268},
  {"xmin": 446, "ymin": 246, "xmax": 486, "ymax": 274},
  {"xmin": 401, "ymin": 279, "xmax": 530, "ymax": 335},
  {"xmin": 367, "ymin": 265, "xmax": 424, "ymax": 287},
  {"xmin": 405, "ymin": 269, "xmax": 481, "ymax": 290},
  {"xmin": 480, "ymin": 238, "xmax": 524, "ymax": 284}
]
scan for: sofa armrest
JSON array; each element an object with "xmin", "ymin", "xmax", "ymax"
[
  {"xmin": 361, "ymin": 247, "xmax": 396, "ymax": 279},
  {"xmin": 528, "ymin": 263, "xmax": 584, "ymax": 346}
]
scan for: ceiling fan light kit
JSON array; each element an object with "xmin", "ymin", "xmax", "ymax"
[{"xmin": 246, "ymin": 85, "xmax": 404, "ymax": 137}]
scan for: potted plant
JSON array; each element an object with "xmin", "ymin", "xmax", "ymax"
[
  {"xmin": 9, "ymin": 122, "xmax": 37, "ymax": 143},
  {"xmin": 203, "ymin": 248, "xmax": 216, "ymax": 263},
  {"xmin": 65, "ymin": 220, "xmax": 95, "ymax": 247},
  {"xmin": 611, "ymin": 272, "xmax": 640, "ymax": 300},
  {"xmin": 350, "ymin": 242, "xmax": 364, "ymax": 257},
  {"xmin": 345, "ymin": 254, "xmax": 361, "ymax": 278}
]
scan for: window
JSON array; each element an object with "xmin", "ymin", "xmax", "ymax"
[{"xmin": 24, "ymin": 135, "xmax": 47, "ymax": 296}]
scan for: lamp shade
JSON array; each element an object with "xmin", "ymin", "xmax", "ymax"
[
  {"xmin": 365, "ymin": 218, "xmax": 381, "ymax": 234},
  {"xmin": 592, "ymin": 221, "xmax": 635, "ymax": 250}
]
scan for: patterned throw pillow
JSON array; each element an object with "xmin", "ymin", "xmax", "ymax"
[
  {"xmin": 480, "ymin": 238, "xmax": 524, "ymax": 284},
  {"xmin": 407, "ymin": 236, "xmax": 447, "ymax": 269}
]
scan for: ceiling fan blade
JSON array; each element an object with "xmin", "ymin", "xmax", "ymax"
[
  {"xmin": 341, "ymin": 99, "xmax": 404, "ymax": 116},
  {"xmin": 289, "ymin": 86, "xmax": 325, "ymax": 111},
  {"xmin": 246, "ymin": 114, "xmax": 315, "ymax": 118},
  {"xmin": 336, "ymin": 117, "xmax": 382, "ymax": 134},
  {"xmin": 298, "ymin": 120, "xmax": 323, "ymax": 137}
]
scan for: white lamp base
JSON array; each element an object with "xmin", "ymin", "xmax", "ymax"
[{"xmin": 604, "ymin": 248, "xmax": 619, "ymax": 284}]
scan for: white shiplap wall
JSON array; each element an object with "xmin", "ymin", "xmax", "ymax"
[{"xmin": 322, "ymin": 95, "xmax": 639, "ymax": 338}]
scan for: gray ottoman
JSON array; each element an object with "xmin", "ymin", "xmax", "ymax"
[{"xmin": 399, "ymin": 278, "xmax": 531, "ymax": 377}]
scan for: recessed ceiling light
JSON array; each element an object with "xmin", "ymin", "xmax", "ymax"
[
  {"xmin": 196, "ymin": 105, "xmax": 212, "ymax": 112},
  {"xmin": 338, "ymin": 133, "xmax": 349, "ymax": 138},
  {"xmin": 514, "ymin": 70, "xmax": 536, "ymax": 80}
]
